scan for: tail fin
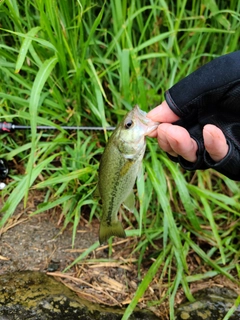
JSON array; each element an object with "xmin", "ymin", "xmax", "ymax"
[{"xmin": 99, "ymin": 221, "xmax": 126, "ymax": 244}]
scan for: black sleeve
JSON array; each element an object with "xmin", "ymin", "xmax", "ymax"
[{"xmin": 164, "ymin": 50, "xmax": 240, "ymax": 180}]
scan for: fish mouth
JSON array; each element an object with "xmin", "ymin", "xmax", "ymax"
[
  {"xmin": 134, "ymin": 105, "xmax": 149, "ymax": 119},
  {"xmin": 144, "ymin": 121, "xmax": 159, "ymax": 135},
  {"xmin": 134, "ymin": 105, "xmax": 159, "ymax": 135}
]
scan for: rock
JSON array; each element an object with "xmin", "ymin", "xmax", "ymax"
[
  {"xmin": 175, "ymin": 286, "xmax": 240, "ymax": 320},
  {"xmin": 0, "ymin": 271, "xmax": 158, "ymax": 320}
]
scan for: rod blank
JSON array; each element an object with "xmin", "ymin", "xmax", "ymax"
[{"xmin": 0, "ymin": 122, "xmax": 116, "ymax": 133}]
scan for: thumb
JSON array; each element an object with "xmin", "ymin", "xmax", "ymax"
[{"xmin": 147, "ymin": 101, "xmax": 180, "ymax": 123}]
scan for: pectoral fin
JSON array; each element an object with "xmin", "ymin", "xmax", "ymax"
[
  {"xmin": 122, "ymin": 191, "xmax": 135, "ymax": 212},
  {"xmin": 137, "ymin": 163, "xmax": 143, "ymax": 180}
]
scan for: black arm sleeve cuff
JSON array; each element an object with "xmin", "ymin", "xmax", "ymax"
[
  {"xmin": 204, "ymin": 140, "xmax": 240, "ymax": 180},
  {"xmin": 165, "ymin": 51, "xmax": 240, "ymax": 118}
]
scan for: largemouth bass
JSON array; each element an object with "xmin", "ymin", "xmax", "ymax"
[{"xmin": 97, "ymin": 105, "xmax": 159, "ymax": 244}]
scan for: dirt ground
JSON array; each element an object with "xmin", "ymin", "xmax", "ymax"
[
  {"xmin": 0, "ymin": 191, "xmax": 99, "ymax": 274},
  {"xmin": 0, "ymin": 191, "xmax": 239, "ymax": 319}
]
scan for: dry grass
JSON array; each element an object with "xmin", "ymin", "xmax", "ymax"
[{"xmin": 47, "ymin": 234, "xmax": 239, "ymax": 319}]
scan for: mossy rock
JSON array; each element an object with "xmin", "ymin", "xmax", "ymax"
[
  {"xmin": 175, "ymin": 287, "xmax": 240, "ymax": 320},
  {"xmin": 0, "ymin": 271, "xmax": 158, "ymax": 320}
]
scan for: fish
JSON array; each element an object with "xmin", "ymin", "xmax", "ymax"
[{"xmin": 96, "ymin": 105, "xmax": 159, "ymax": 244}]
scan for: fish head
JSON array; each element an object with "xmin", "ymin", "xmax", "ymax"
[{"xmin": 115, "ymin": 105, "xmax": 159, "ymax": 158}]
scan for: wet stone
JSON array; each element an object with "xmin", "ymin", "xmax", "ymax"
[
  {"xmin": 175, "ymin": 287, "xmax": 240, "ymax": 320},
  {"xmin": 0, "ymin": 271, "xmax": 158, "ymax": 320}
]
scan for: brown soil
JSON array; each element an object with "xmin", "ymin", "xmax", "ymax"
[
  {"xmin": 0, "ymin": 191, "xmax": 99, "ymax": 274},
  {"xmin": 0, "ymin": 191, "xmax": 239, "ymax": 319}
]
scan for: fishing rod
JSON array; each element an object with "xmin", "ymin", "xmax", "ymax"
[
  {"xmin": 0, "ymin": 121, "xmax": 116, "ymax": 187},
  {"xmin": 0, "ymin": 122, "xmax": 116, "ymax": 133}
]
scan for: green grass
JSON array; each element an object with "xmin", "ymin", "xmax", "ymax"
[{"xmin": 0, "ymin": 0, "xmax": 240, "ymax": 319}]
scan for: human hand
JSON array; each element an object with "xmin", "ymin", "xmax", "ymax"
[
  {"xmin": 146, "ymin": 51, "xmax": 240, "ymax": 180},
  {"xmin": 147, "ymin": 101, "xmax": 229, "ymax": 163}
]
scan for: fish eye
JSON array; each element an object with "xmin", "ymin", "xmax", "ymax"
[{"xmin": 124, "ymin": 120, "xmax": 134, "ymax": 129}]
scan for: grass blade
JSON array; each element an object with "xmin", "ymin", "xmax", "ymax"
[
  {"xmin": 0, "ymin": 153, "xmax": 59, "ymax": 227},
  {"xmin": 15, "ymin": 26, "xmax": 41, "ymax": 73},
  {"xmin": 122, "ymin": 243, "xmax": 171, "ymax": 320},
  {"xmin": 25, "ymin": 55, "xmax": 58, "ymax": 203}
]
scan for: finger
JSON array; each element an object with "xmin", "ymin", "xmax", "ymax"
[
  {"xmin": 156, "ymin": 123, "xmax": 178, "ymax": 157},
  {"xmin": 148, "ymin": 100, "xmax": 180, "ymax": 122},
  {"xmin": 164, "ymin": 125, "xmax": 198, "ymax": 162},
  {"xmin": 147, "ymin": 101, "xmax": 180, "ymax": 137},
  {"xmin": 203, "ymin": 124, "xmax": 228, "ymax": 162}
]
